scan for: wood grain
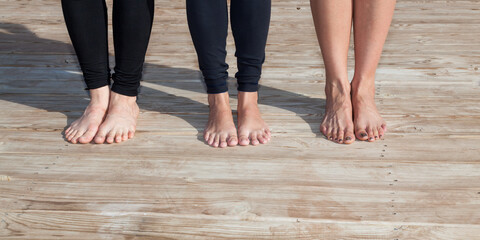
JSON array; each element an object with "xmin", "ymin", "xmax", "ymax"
[{"xmin": 1, "ymin": 0, "xmax": 479, "ymax": 239}]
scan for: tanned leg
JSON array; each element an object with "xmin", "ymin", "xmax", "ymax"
[
  {"xmin": 310, "ymin": 0, "xmax": 355, "ymax": 144},
  {"xmin": 351, "ymin": 0, "xmax": 395, "ymax": 142}
]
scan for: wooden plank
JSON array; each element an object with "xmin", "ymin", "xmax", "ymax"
[
  {"xmin": 2, "ymin": 211, "xmax": 480, "ymax": 239},
  {"xmin": 1, "ymin": 0, "xmax": 480, "ymax": 238}
]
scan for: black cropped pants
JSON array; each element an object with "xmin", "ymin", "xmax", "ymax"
[
  {"xmin": 61, "ymin": 0, "xmax": 154, "ymax": 96},
  {"xmin": 186, "ymin": 0, "xmax": 271, "ymax": 94}
]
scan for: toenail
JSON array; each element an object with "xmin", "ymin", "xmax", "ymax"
[
  {"xmin": 361, "ymin": 133, "xmax": 367, "ymax": 137},
  {"xmin": 346, "ymin": 137, "xmax": 352, "ymax": 141},
  {"xmin": 339, "ymin": 139, "xmax": 343, "ymax": 142},
  {"xmin": 370, "ymin": 137, "xmax": 374, "ymax": 140}
]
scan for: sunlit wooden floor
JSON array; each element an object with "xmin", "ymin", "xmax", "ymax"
[{"xmin": 1, "ymin": 0, "xmax": 480, "ymax": 239}]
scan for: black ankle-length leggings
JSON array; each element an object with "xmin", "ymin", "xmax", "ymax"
[
  {"xmin": 61, "ymin": 0, "xmax": 154, "ymax": 96},
  {"xmin": 186, "ymin": 0, "xmax": 271, "ymax": 94}
]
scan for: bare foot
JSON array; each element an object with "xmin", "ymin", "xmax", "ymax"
[
  {"xmin": 65, "ymin": 86, "xmax": 109, "ymax": 144},
  {"xmin": 237, "ymin": 92, "xmax": 271, "ymax": 146},
  {"xmin": 204, "ymin": 92, "xmax": 238, "ymax": 148},
  {"xmin": 93, "ymin": 91, "xmax": 139, "ymax": 144},
  {"xmin": 351, "ymin": 78, "xmax": 387, "ymax": 142},
  {"xmin": 320, "ymin": 80, "xmax": 356, "ymax": 144}
]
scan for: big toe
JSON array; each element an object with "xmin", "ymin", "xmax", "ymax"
[
  {"xmin": 78, "ymin": 127, "xmax": 98, "ymax": 144},
  {"xmin": 356, "ymin": 129, "xmax": 368, "ymax": 141},
  {"xmin": 228, "ymin": 135, "xmax": 238, "ymax": 147},
  {"xmin": 239, "ymin": 135, "xmax": 250, "ymax": 146},
  {"xmin": 94, "ymin": 131, "xmax": 107, "ymax": 144}
]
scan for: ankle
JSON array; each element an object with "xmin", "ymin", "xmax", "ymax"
[
  {"xmin": 325, "ymin": 76, "xmax": 351, "ymax": 93},
  {"xmin": 351, "ymin": 86, "xmax": 375, "ymax": 103},
  {"xmin": 237, "ymin": 91, "xmax": 258, "ymax": 109},
  {"xmin": 110, "ymin": 91, "xmax": 137, "ymax": 104},
  {"xmin": 325, "ymin": 83, "xmax": 351, "ymax": 103},
  {"xmin": 352, "ymin": 75, "xmax": 375, "ymax": 94},
  {"xmin": 88, "ymin": 86, "xmax": 110, "ymax": 110},
  {"xmin": 208, "ymin": 92, "xmax": 231, "ymax": 109}
]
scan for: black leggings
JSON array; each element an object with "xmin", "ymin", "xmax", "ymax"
[
  {"xmin": 61, "ymin": 0, "xmax": 154, "ymax": 96},
  {"xmin": 186, "ymin": 0, "xmax": 271, "ymax": 94}
]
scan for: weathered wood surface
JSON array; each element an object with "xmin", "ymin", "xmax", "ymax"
[{"xmin": 1, "ymin": 0, "xmax": 479, "ymax": 239}]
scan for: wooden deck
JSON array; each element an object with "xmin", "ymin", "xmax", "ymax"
[{"xmin": 1, "ymin": 0, "xmax": 480, "ymax": 239}]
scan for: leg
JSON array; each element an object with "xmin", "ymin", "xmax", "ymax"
[
  {"xmin": 351, "ymin": 0, "xmax": 395, "ymax": 142},
  {"xmin": 94, "ymin": 0, "xmax": 154, "ymax": 144},
  {"xmin": 186, "ymin": 0, "xmax": 237, "ymax": 148},
  {"xmin": 310, "ymin": 0, "xmax": 355, "ymax": 144},
  {"xmin": 111, "ymin": 0, "xmax": 154, "ymax": 96},
  {"xmin": 231, "ymin": 0, "xmax": 272, "ymax": 146},
  {"xmin": 62, "ymin": 0, "xmax": 110, "ymax": 144}
]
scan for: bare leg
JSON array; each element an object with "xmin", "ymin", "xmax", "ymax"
[
  {"xmin": 351, "ymin": 0, "xmax": 395, "ymax": 141},
  {"xmin": 310, "ymin": 0, "xmax": 355, "ymax": 144},
  {"xmin": 65, "ymin": 86, "xmax": 110, "ymax": 144}
]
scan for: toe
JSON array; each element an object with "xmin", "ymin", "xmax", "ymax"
[
  {"xmin": 65, "ymin": 126, "xmax": 72, "ymax": 135},
  {"xmin": 337, "ymin": 129, "xmax": 344, "ymax": 144},
  {"xmin": 378, "ymin": 127, "xmax": 385, "ymax": 139},
  {"xmin": 128, "ymin": 129, "xmax": 135, "ymax": 139},
  {"xmin": 207, "ymin": 133, "xmax": 216, "ymax": 146},
  {"xmin": 381, "ymin": 122, "xmax": 387, "ymax": 132},
  {"xmin": 264, "ymin": 128, "xmax": 271, "ymax": 140},
  {"xmin": 332, "ymin": 128, "xmax": 339, "ymax": 142},
  {"xmin": 204, "ymin": 131, "xmax": 210, "ymax": 142},
  {"xmin": 66, "ymin": 129, "xmax": 75, "ymax": 140},
  {"xmin": 325, "ymin": 128, "xmax": 331, "ymax": 140},
  {"xmin": 257, "ymin": 132, "xmax": 267, "ymax": 144},
  {"xmin": 94, "ymin": 129, "xmax": 107, "ymax": 144},
  {"xmin": 239, "ymin": 134, "xmax": 249, "ymax": 146},
  {"xmin": 219, "ymin": 134, "xmax": 228, "ymax": 148},
  {"xmin": 367, "ymin": 128, "xmax": 375, "ymax": 142},
  {"xmin": 71, "ymin": 130, "xmax": 85, "ymax": 144},
  {"xmin": 250, "ymin": 132, "xmax": 259, "ymax": 146},
  {"xmin": 373, "ymin": 128, "xmax": 379, "ymax": 140},
  {"xmin": 264, "ymin": 133, "xmax": 271, "ymax": 143},
  {"xmin": 263, "ymin": 132, "xmax": 271, "ymax": 143},
  {"xmin": 65, "ymin": 130, "xmax": 73, "ymax": 141},
  {"xmin": 67, "ymin": 130, "xmax": 78, "ymax": 142},
  {"xmin": 327, "ymin": 128, "xmax": 335, "ymax": 141},
  {"xmin": 106, "ymin": 130, "xmax": 116, "ymax": 144},
  {"xmin": 322, "ymin": 126, "xmax": 329, "ymax": 139},
  {"xmin": 227, "ymin": 134, "xmax": 238, "ymax": 147},
  {"xmin": 115, "ymin": 130, "xmax": 123, "ymax": 143},
  {"xmin": 356, "ymin": 128, "xmax": 368, "ymax": 141},
  {"xmin": 320, "ymin": 125, "xmax": 327, "ymax": 136},
  {"xmin": 344, "ymin": 130, "xmax": 355, "ymax": 144},
  {"xmin": 122, "ymin": 131, "xmax": 129, "ymax": 141},
  {"xmin": 78, "ymin": 127, "xmax": 97, "ymax": 144},
  {"xmin": 212, "ymin": 135, "xmax": 220, "ymax": 148}
]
